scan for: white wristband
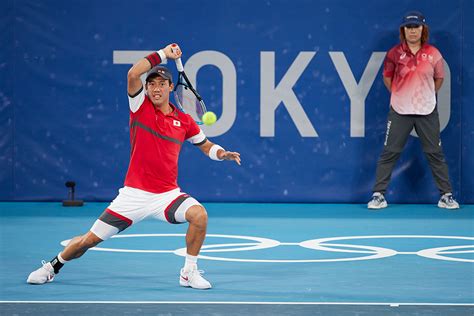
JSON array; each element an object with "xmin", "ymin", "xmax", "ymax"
[
  {"xmin": 157, "ymin": 49, "xmax": 167, "ymax": 63},
  {"xmin": 209, "ymin": 144, "xmax": 224, "ymax": 161}
]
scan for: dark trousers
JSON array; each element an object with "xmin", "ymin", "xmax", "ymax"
[{"xmin": 373, "ymin": 107, "xmax": 453, "ymax": 195}]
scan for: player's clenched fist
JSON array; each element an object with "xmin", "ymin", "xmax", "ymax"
[{"xmin": 164, "ymin": 43, "xmax": 182, "ymax": 60}]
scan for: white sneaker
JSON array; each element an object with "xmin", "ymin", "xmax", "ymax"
[
  {"xmin": 180, "ymin": 268, "xmax": 212, "ymax": 290},
  {"xmin": 368, "ymin": 192, "xmax": 388, "ymax": 209},
  {"xmin": 27, "ymin": 261, "xmax": 55, "ymax": 284},
  {"xmin": 438, "ymin": 193, "xmax": 460, "ymax": 209}
]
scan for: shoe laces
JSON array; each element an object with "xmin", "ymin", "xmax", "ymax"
[
  {"xmin": 41, "ymin": 260, "xmax": 54, "ymax": 274},
  {"xmin": 373, "ymin": 195, "xmax": 385, "ymax": 203},
  {"xmin": 191, "ymin": 269, "xmax": 205, "ymax": 276},
  {"xmin": 442, "ymin": 194, "xmax": 454, "ymax": 203},
  {"xmin": 188, "ymin": 269, "xmax": 206, "ymax": 280}
]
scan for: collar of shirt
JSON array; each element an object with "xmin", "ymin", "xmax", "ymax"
[
  {"xmin": 155, "ymin": 103, "xmax": 178, "ymax": 118},
  {"xmin": 401, "ymin": 41, "xmax": 429, "ymax": 56}
]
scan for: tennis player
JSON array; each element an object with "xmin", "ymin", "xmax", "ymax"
[{"xmin": 27, "ymin": 43, "xmax": 241, "ymax": 289}]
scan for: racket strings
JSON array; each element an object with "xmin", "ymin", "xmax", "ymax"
[
  {"xmin": 174, "ymin": 83, "xmax": 206, "ymax": 123},
  {"xmin": 173, "ymin": 72, "xmax": 208, "ymax": 124}
]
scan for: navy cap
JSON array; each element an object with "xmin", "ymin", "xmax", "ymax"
[
  {"xmin": 146, "ymin": 66, "xmax": 173, "ymax": 82},
  {"xmin": 401, "ymin": 11, "xmax": 426, "ymax": 27}
]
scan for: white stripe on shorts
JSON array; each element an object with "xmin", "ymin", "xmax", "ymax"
[{"xmin": 90, "ymin": 220, "xmax": 119, "ymax": 241}]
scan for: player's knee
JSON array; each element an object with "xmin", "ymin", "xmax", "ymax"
[
  {"xmin": 186, "ymin": 205, "xmax": 208, "ymax": 228},
  {"xmin": 81, "ymin": 231, "xmax": 103, "ymax": 249}
]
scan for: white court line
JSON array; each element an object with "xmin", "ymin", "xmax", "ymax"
[{"xmin": 1, "ymin": 301, "xmax": 473, "ymax": 306}]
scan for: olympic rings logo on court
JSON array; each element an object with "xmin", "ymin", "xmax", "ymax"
[{"xmin": 60, "ymin": 234, "xmax": 474, "ymax": 263}]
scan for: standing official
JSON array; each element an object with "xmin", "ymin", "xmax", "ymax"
[{"xmin": 368, "ymin": 11, "xmax": 459, "ymax": 210}]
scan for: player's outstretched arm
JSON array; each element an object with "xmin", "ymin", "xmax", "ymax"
[
  {"xmin": 127, "ymin": 44, "xmax": 182, "ymax": 96},
  {"xmin": 198, "ymin": 140, "xmax": 241, "ymax": 165}
]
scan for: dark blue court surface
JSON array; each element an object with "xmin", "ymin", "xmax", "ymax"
[{"xmin": 1, "ymin": 202, "xmax": 473, "ymax": 315}]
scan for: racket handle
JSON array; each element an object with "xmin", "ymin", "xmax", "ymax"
[
  {"xmin": 171, "ymin": 44, "xmax": 185, "ymax": 72},
  {"xmin": 175, "ymin": 58, "xmax": 184, "ymax": 72}
]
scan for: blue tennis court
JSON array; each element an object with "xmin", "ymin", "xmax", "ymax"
[{"xmin": 1, "ymin": 202, "xmax": 473, "ymax": 315}]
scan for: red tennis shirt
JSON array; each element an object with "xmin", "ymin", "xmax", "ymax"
[
  {"xmin": 123, "ymin": 88, "xmax": 206, "ymax": 193},
  {"xmin": 383, "ymin": 42, "xmax": 445, "ymax": 115}
]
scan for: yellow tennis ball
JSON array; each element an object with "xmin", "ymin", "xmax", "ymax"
[{"xmin": 202, "ymin": 111, "xmax": 217, "ymax": 126}]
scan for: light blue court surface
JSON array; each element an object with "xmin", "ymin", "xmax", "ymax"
[{"xmin": 1, "ymin": 203, "xmax": 473, "ymax": 315}]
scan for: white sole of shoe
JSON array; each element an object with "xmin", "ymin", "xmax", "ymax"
[
  {"xmin": 180, "ymin": 283, "xmax": 211, "ymax": 289},
  {"xmin": 438, "ymin": 202, "xmax": 459, "ymax": 209},
  {"xmin": 180, "ymin": 277, "xmax": 211, "ymax": 289},
  {"xmin": 368, "ymin": 202, "xmax": 387, "ymax": 209},
  {"xmin": 27, "ymin": 276, "xmax": 54, "ymax": 285}
]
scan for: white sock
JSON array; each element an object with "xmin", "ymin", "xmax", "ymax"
[
  {"xmin": 57, "ymin": 252, "xmax": 68, "ymax": 263},
  {"xmin": 184, "ymin": 254, "xmax": 198, "ymax": 272}
]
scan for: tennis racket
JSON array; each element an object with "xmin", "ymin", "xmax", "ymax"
[{"xmin": 172, "ymin": 48, "xmax": 207, "ymax": 125}]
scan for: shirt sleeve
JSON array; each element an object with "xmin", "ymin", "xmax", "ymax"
[
  {"xmin": 432, "ymin": 49, "xmax": 445, "ymax": 79},
  {"xmin": 185, "ymin": 118, "xmax": 207, "ymax": 145},
  {"xmin": 128, "ymin": 87, "xmax": 145, "ymax": 113},
  {"xmin": 383, "ymin": 48, "xmax": 396, "ymax": 78},
  {"xmin": 433, "ymin": 60, "xmax": 444, "ymax": 79}
]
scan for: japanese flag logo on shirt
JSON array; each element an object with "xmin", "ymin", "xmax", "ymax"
[{"xmin": 173, "ymin": 120, "xmax": 181, "ymax": 127}]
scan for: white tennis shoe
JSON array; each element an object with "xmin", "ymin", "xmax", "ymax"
[
  {"xmin": 180, "ymin": 268, "xmax": 212, "ymax": 289},
  {"xmin": 438, "ymin": 193, "xmax": 460, "ymax": 209},
  {"xmin": 368, "ymin": 192, "xmax": 388, "ymax": 209},
  {"xmin": 27, "ymin": 260, "xmax": 55, "ymax": 284}
]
